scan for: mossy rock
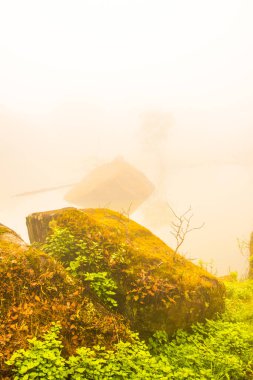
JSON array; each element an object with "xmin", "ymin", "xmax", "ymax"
[
  {"xmin": 0, "ymin": 223, "xmax": 130, "ymax": 378},
  {"xmin": 0, "ymin": 223, "xmax": 28, "ymax": 248},
  {"xmin": 27, "ymin": 208, "xmax": 226, "ymax": 338}
]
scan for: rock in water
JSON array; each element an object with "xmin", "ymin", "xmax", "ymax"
[
  {"xmin": 64, "ymin": 156, "xmax": 154, "ymax": 213},
  {"xmin": 26, "ymin": 207, "xmax": 225, "ymax": 337}
]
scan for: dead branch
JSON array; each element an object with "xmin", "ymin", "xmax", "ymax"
[{"xmin": 168, "ymin": 204, "xmax": 205, "ymax": 254}]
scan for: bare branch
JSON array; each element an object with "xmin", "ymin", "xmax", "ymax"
[
  {"xmin": 188, "ymin": 222, "xmax": 205, "ymax": 233},
  {"xmin": 168, "ymin": 204, "xmax": 204, "ymax": 255},
  {"xmin": 237, "ymin": 238, "xmax": 249, "ymax": 256}
]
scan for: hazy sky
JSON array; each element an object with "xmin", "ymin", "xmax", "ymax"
[
  {"xmin": 0, "ymin": 0, "xmax": 253, "ymax": 275},
  {"xmin": 0, "ymin": 0, "xmax": 253, "ymax": 110}
]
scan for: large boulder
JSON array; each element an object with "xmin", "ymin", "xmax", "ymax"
[
  {"xmin": 0, "ymin": 223, "xmax": 130, "ymax": 378},
  {"xmin": 64, "ymin": 156, "xmax": 154, "ymax": 213},
  {"xmin": 26, "ymin": 208, "xmax": 225, "ymax": 337},
  {"xmin": 0, "ymin": 223, "xmax": 28, "ymax": 248}
]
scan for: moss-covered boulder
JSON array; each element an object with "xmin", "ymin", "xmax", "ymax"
[
  {"xmin": 0, "ymin": 223, "xmax": 130, "ymax": 378},
  {"xmin": 0, "ymin": 223, "xmax": 28, "ymax": 248},
  {"xmin": 27, "ymin": 208, "xmax": 225, "ymax": 338}
]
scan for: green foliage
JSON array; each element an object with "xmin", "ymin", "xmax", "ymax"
[
  {"xmin": 43, "ymin": 223, "xmax": 105, "ymax": 273},
  {"xmin": 43, "ymin": 224, "xmax": 118, "ymax": 308},
  {"xmin": 148, "ymin": 279, "xmax": 253, "ymax": 379},
  {"xmin": 37, "ymin": 207, "xmax": 226, "ymax": 339},
  {"xmin": 223, "ymin": 279, "xmax": 253, "ymax": 325},
  {"xmin": 6, "ymin": 328, "xmax": 172, "ymax": 379},
  {"xmin": 11, "ymin": 220, "xmax": 252, "ymax": 380},
  {"xmin": 84, "ymin": 272, "xmax": 118, "ymax": 308},
  {"xmin": 67, "ymin": 333, "xmax": 173, "ymax": 379},
  {"xmin": 43, "ymin": 224, "xmax": 77, "ymax": 263},
  {"xmin": 6, "ymin": 323, "xmax": 68, "ymax": 380},
  {"xmin": 229, "ymin": 271, "xmax": 238, "ymax": 281},
  {"xmin": 149, "ymin": 319, "xmax": 253, "ymax": 379},
  {"xmin": 6, "ymin": 279, "xmax": 253, "ymax": 379},
  {"xmin": 225, "ymin": 279, "xmax": 253, "ymax": 302}
]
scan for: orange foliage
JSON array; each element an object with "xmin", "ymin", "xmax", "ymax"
[{"xmin": 0, "ymin": 241, "xmax": 130, "ymax": 378}]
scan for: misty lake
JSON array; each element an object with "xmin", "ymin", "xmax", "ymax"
[{"xmin": 0, "ymin": 163, "xmax": 252, "ymax": 277}]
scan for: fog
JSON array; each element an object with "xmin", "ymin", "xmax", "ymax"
[{"xmin": 1, "ymin": 0, "xmax": 253, "ymax": 276}]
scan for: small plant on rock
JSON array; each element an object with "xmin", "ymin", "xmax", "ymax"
[{"xmin": 43, "ymin": 224, "xmax": 118, "ymax": 308}]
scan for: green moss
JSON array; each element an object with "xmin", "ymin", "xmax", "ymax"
[
  {"xmin": 0, "ymin": 222, "xmax": 131, "ymax": 377},
  {"xmin": 0, "ymin": 224, "xmax": 16, "ymax": 235},
  {"xmin": 27, "ymin": 208, "xmax": 226, "ymax": 338}
]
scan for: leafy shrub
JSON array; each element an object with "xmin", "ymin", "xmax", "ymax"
[
  {"xmin": 43, "ymin": 225, "xmax": 77, "ymax": 263},
  {"xmin": 7, "ymin": 327, "xmax": 173, "ymax": 379},
  {"xmin": 149, "ymin": 319, "xmax": 253, "ymax": 379},
  {"xmin": 223, "ymin": 280, "xmax": 253, "ymax": 324},
  {"xmin": 84, "ymin": 272, "xmax": 118, "ymax": 308},
  {"xmin": 43, "ymin": 224, "xmax": 118, "ymax": 308},
  {"xmin": 7, "ymin": 313, "xmax": 253, "ymax": 379},
  {"xmin": 67, "ymin": 333, "xmax": 173, "ymax": 379},
  {"xmin": 225, "ymin": 280, "xmax": 253, "ymax": 301},
  {"xmin": 6, "ymin": 323, "xmax": 68, "ymax": 380}
]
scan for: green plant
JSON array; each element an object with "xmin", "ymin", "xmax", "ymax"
[
  {"xmin": 6, "ymin": 323, "xmax": 68, "ymax": 379},
  {"xmin": 84, "ymin": 272, "xmax": 118, "ymax": 308},
  {"xmin": 5, "ymin": 280, "xmax": 253, "ymax": 380},
  {"xmin": 43, "ymin": 224, "xmax": 118, "ymax": 308},
  {"xmin": 66, "ymin": 240, "xmax": 105, "ymax": 277},
  {"xmin": 43, "ymin": 223, "xmax": 105, "ymax": 272},
  {"xmin": 43, "ymin": 224, "xmax": 77, "ymax": 263},
  {"xmin": 223, "ymin": 279, "xmax": 253, "ymax": 324},
  {"xmin": 149, "ymin": 319, "xmax": 253, "ymax": 379},
  {"xmin": 67, "ymin": 333, "xmax": 173, "ymax": 379}
]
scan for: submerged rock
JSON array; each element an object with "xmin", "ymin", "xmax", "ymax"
[
  {"xmin": 64, "ymin": 156, "xmax": 154, "ymax": 213},
  {"xmin": 26, "ymin": 207, "xmax": 225, "ymax": 337}
]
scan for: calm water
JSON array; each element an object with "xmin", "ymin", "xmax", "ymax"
[{"xmin": 0, "ymin": 164, "xmax": 252, "ymax": 277}]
